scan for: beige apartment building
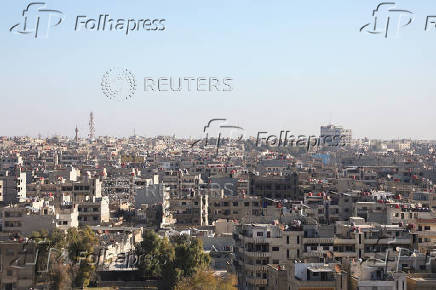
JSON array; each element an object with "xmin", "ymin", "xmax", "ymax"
[
  {"xmin": 27, "ymin": 177, "xmax": 102, "ymax": 203},
  {"xmin": 415, "ymin": 218, "xmax": 436, "ymax": 253},
  {"xmin": 78, "ymin": 196, "xmax": 110, "ymax": 226},
  {"xmin": 233, "ymin": 223, "xmax": 304, "ymax": 290},
  {"xmin": 0, "ymin": 240, "xmax": 37, "ymax": 290},
  {"xmin": 169, "ymin": 193, "xmax": 208, "ymax": 226},
  {"xmin": 267, "ymin": 262, "xmax": 348, "ymax": 290},
  {"xmin": 0, "ymin": 169, "xmax": 26, "ymax": 204},
  {"xmin": 333, "ymin": 217, "xmax": 413, "ymax": 261}
]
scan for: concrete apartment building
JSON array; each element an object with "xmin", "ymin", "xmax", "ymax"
[
  {"xmin": 0, "ymin": 155, "xmax": 23, "ymax": 170},
  {"xmin": 160, "ymin": 170, "xmax": 203, "ymax": 197},
  {"xmin": 135, "ymin": 183, "xmax": 175, "ymax": 228},
  {"xmin": 55, "ymin": 203, "xmax": 79, "ymax": 230},
  {"xmin": 248, "ymin": 172, "xmax": 299, "ymax": 200},
  {"xmin": 267, "ymin": 262, "xmax": 348, "ymax": 290},
  {"xmin": 0, "ymin": 168, "xmax": 26, "ymax": 204},
  {"xmin": 1, "ymin": 205, "xmax": 56, "ymax": 235},
  {"xmin": 209, "ymin": 195, "xmax": 293, "ymax": 225},
  {"xmin": 78, "ymin": 196, "xmax": 110, "ymax": 226},
  {"xmin": 209, "ymin": 195, "xmax": 263, "ymax": 222},
  {"xmin": 304, "ymin": 192, "xmax": 354, "ymax": 224},
  {"xmin": 320, "ymin": 124, "xmax": 352, "ymax": 146},
  {"xmin": 169, "ymin": 193, "xmax": 208, "ymax": 226},
  {"xmin": 233, "ymin": 223, "xmax": 304, "ymax": 290},
  {"xmin": 1, "ymin": 202, "xmax": 80, "ymax": 234},
  {"xmin": 0, "ymin": 240, "xmax": 37, "ymax": 290},
  {"xmin": 415, "ymin": 218, "xmax": 436, "ymax": 253},
  {"xmin": 333, "ymin": 217, "xmax": 414, "ymax": 261},
  {"xmin": 350, "ymin": 259, "xmax": 407, "ymax": 290},
  {"xmin": 27, "ymin": 176, "xmax": 102, "ymax": 203}
]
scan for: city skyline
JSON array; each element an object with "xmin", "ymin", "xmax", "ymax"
[{"xmin": 1, "ymin": 0, "xmax": 436, "ymax": 139}]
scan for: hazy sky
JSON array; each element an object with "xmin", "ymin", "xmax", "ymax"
[{"xmin": 1, "ymin": 0, "xmax": 436, "ymax": 139}]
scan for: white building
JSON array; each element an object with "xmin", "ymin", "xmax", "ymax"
[{"xmin": 320, "ymin": 124, "xmax": 352, "ymax": 146}]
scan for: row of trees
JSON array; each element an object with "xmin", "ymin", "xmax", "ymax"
[
  {"xmin": 31, "ymin": 226, "xmax": 98, "ymax": 289},
  {"xmin": 29, "ymin": 228, "xmax": 236, "ymax": 289},
  {"xmin": 135, "ymin": 230, "xmax": 237, "ymax": 289}
]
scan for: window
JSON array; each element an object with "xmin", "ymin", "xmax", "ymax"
[
  {"xmin": 272, "ymin": 247, "xmax": 279, "ymax": 251},
  {"xmin": 233, "ymin": 202, "xmax": 238, "ymax": 206},
  {"xmin": 424, "ymin": 226, "xmax": 431, "ymax": 231},
  {"xmin": 244, "ymin": 202, "xmax": 249, "ymax": 207},
  {"xmin": 286, "ymin": 236, "xmax": 289, "ymax": 244},
  {"xmin": 257, "ymin": 232, "xmax": 263, "ymax": 237}
]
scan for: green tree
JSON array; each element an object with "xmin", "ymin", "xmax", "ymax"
[
  {"xmin": 171, "ymin": 235, "xmax": 211, "ymax": 277},
  {"xmin": 135, "ymin": 230, "xmax": 175, "ymax": 279},
  {"xmin": 66, "ymin": 226, "xmax": 98, "ymax": 288},
  {"xmin": 135, "ymin": 232, "xmax": 211, "ymax": 289}
]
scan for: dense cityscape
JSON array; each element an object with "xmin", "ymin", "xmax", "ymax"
[{"xmin": 0, "ymin": 118, "xmax": 436, "ymax": 290}]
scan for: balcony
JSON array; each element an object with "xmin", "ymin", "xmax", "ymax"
[
  {"xmin": 302, "ymin": 250, "xmax": 327, "ymax": 258},
  {"xmin": 238, "ymin": 234, "xmax": 280, "ymax": 243},
  {"xmin": 333, "ymin": 238, "xmax": 355, "ymax": 245},
  {"xmin": 419, "ymin": 242, "xmax": 435, "ymax": 248},
  {"xmin": 244, "ymin": 251, "xmax": 271, "ymax": 258},
  {"xmin": 304, "ymin": 237, "xmax": 334, "ymax": 244},
  {"xmin": 417, "ymin": 231, "xmax": 436, "ymax": 237}
]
